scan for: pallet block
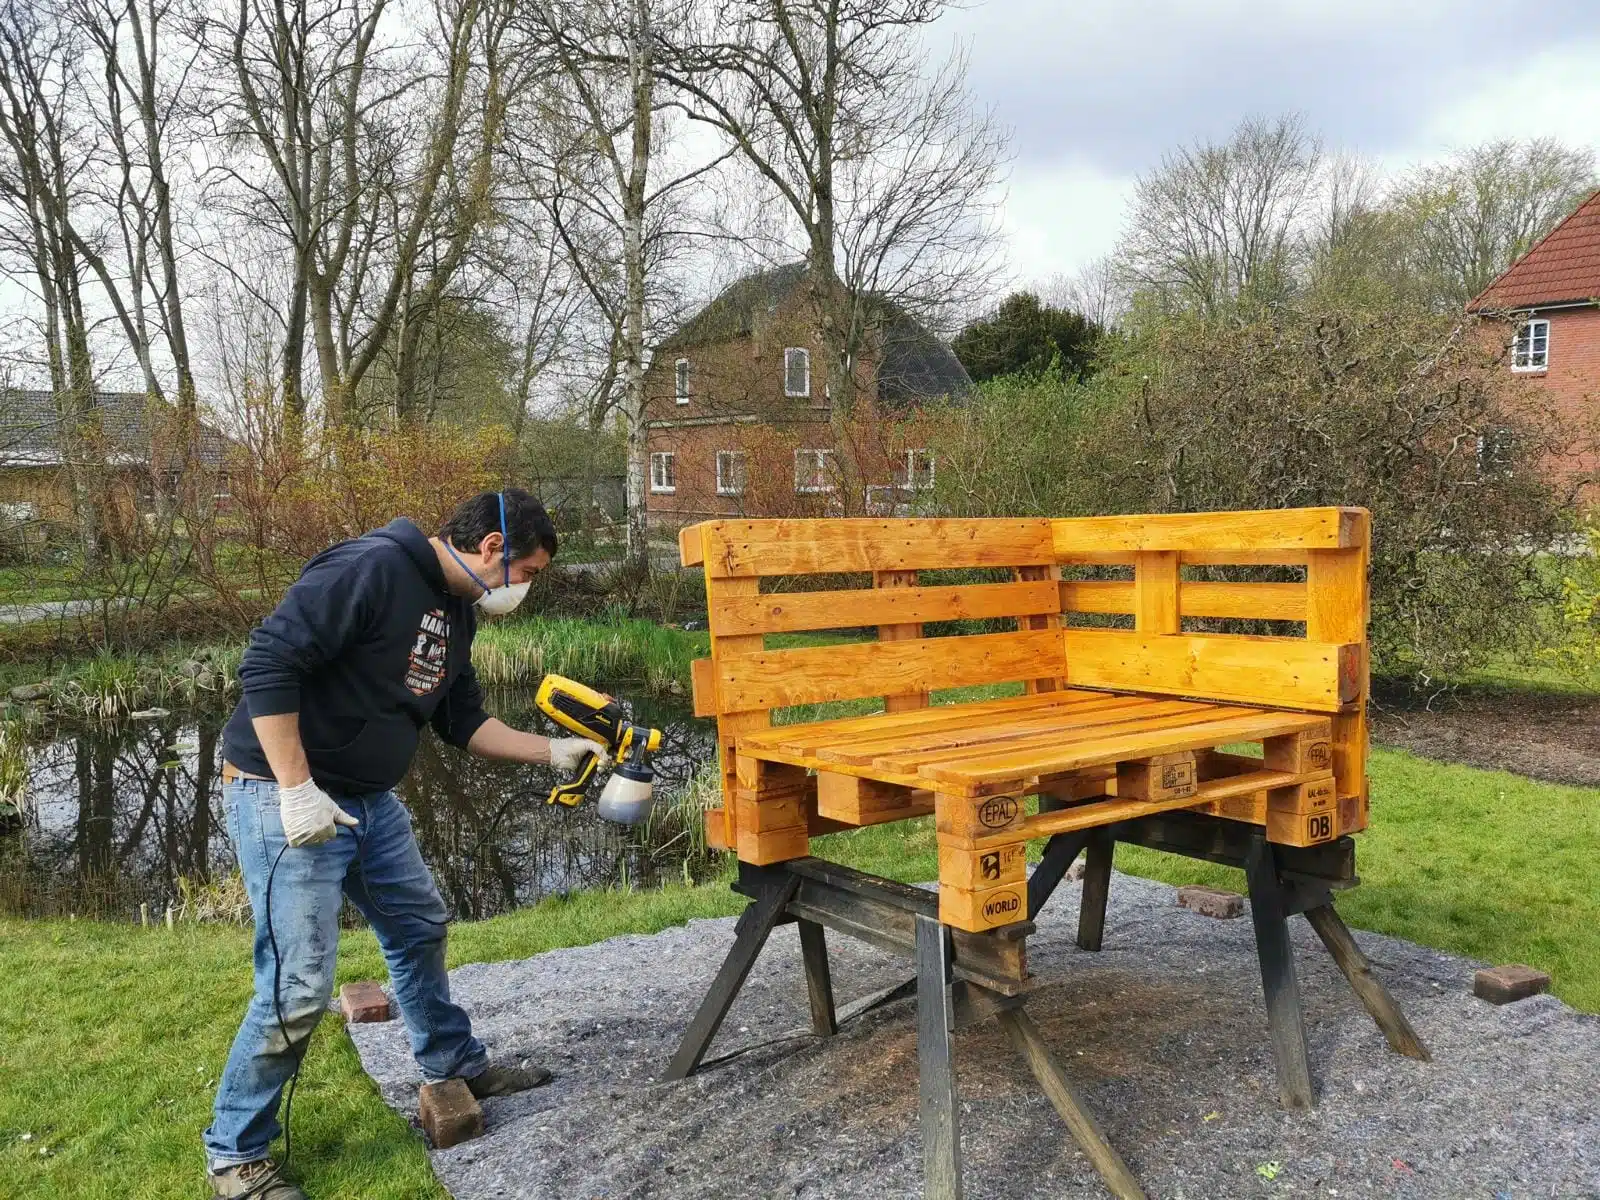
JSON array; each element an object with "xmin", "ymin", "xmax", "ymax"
[
  {"xmin": 1264, "ymin": 722, "xmax": 1334, "ymax": 775},
  {"xmin": 934, "ymin": 792, "xmax": 1027, "ymax": 840},
  {"xmin": 938, "ymin": 842, "xmax": 1028, "ymax": 890},
  {"xmin": 939, "ymin": 880, "xmax": 1028, "ymax": 931},
  {"xmin": 736, "ymin": 824, "xmax": 811, "ymax": 865},
  {"xmin": 1117, "ymin": 751, "xmax": 1198, "ymax": 801},
  {"xmin": 815, "ymin": 773, "xmax": 934, "ymax": 825}
]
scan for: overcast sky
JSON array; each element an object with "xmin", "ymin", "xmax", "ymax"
[{"xmin": 928, "ymin": 0, "xmax": 1600, "ymax": 289}]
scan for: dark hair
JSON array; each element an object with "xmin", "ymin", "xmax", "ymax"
[{"xmin": 440, "ymin": 489, "xmax": 558, "ymax": 561}]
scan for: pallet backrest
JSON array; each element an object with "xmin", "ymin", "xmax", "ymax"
[{"xmin": 681, "ymin": 507, "xmax": 1371, "ymax": 808}]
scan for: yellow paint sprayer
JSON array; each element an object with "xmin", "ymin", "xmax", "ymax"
[{"xmin": 535, "ymin": 674, "xmax": 663, "ymax": 825}]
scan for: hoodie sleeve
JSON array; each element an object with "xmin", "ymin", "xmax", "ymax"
[
  {"xmin": 239, "ymin": 550, "xmax": 384, "ymax": 718},
  {"xmin": 431, "ymin": 661, "xmax": 491, "ymax": 749}
]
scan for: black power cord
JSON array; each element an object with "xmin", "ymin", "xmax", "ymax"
[{"xmin": 263, "ymin": 798, "xmax": 451, "ymax": 1171}]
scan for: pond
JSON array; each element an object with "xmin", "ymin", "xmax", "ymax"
[{"xmin": 0, "ymin": 686, "xmax": 718, "ymax": 921}]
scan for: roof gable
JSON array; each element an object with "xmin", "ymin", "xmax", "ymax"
[
  {"xmin": 1467, "ymin": 189, "xmax": 1600, "ymax": 312},
  {"xmin": 1, "ymin": 389, "xmax": 229, "ymax": 467},
  {"xmin": 657, "ymin": 263, "xmax": 972, "ymax": 402}
]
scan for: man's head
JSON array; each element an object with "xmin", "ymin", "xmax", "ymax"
[{"xmin": 438, "ymin": 489, "xmax": 558, "ymax": 600}]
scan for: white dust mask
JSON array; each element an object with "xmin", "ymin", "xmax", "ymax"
[{"xmin": 475, "ymin": 580, "xmax": 530, "ymax": 615}]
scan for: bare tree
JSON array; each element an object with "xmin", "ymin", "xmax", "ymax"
[
  {"xmin": 1391, "ymin": 138, "xmax": 1596, "ymax": 311},
  {"xmin": 1044, "ymin": 255, "xmax": 1124, "ymax": 332},
  {"xmin": 658, "ymin": 0, "xmax": 1007, "ymax": 508},
  {"xmin": 1117, "ymin": 113, "xmax": 1323, "ymax": 316},
  {"xmin": 524, "ymin": 0, "xmax": 718, "ymax": 567},
  {"xmin": 0, "ymin": 0, "xmax": 102, "ymax": 557},
  {"xmin": 205, "ymin": 0, "xmax": 512, "ymax": 433}
]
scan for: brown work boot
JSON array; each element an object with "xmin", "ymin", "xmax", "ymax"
[
  {"xmin": 208, "ymin": 1158, "xmax": 306, "ymax": 1199},
  {"xmin": 464, "ymin": 1061, "xmax": 552, "ymax": 1099}
]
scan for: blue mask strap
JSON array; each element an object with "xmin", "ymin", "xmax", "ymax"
[
  {"xmin": 498, "ymin": 492, "xmax": 509, "ymax": 589},
  {"xmin": 442, "ymin": 539, "xmax": 493, "ymax": 598}
]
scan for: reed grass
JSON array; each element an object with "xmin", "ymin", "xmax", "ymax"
[
  {"xmin": 472, "ymin": 614, "xmax": 708, "ymax": 694},
  {"xmin": 0, "ymin": 719, "xmax": 26, "ymax": 817},
  {"xmin": 9, "ymin": 643, "xmax": 243, "ymax": 723}
]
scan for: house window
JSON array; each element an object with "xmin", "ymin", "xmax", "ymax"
[
  {"xmin": 906, "ymin": 449, "xmax": 934, "ymax": 490},
  {"xmin": 716, "ymin": 450, "xmax": 746, "ymax": 496},
  {"xmin": 795, "ymin": 448, "xmax": 834, "ymax": 493},
  {"xmin": 675, "ymin": 358, "xmax": 690, "ymax": 404},
  {"xmin": 784, "ymin": 347, "xmax": 810, "ymax": 397},
  {"xmin": 650, "ymin": 451, "xmax": 676, "ymax": 494},
  {"xmin": 1512, "ymin": 319, "xmax": 1550, "ymax": 372},
  {"xmin": 213, "ymin": 471, "xmax": 232, "ymax": 501}
]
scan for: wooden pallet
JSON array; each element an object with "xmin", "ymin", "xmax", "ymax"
[{"xmin": 682, "ymin": 507, "xmax": 1372, "ymax": 933}]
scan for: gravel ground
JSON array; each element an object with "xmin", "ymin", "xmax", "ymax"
[{"xmin": 348, "ymin": 871, "xmax": 1600, "ymax": 1199}]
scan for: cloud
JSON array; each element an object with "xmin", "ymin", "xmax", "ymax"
[
  {"xmin": 928, "ymin": 0, "xmax": 1600, "ymax": 285},
  {"xmin": 933, "ymin": 1, "xmax": 1600, "ymax": 174}
]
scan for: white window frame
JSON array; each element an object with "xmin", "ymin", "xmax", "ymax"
[
  {"xmin": 1512, "ymin": 318, "xmax": 1550, "ymax": 372},
  {"xmin": 674, "ymin": 358, "xmax": 690, "ymax": 404},
  {"xmin": 906, "ymin": 448, "xmax": 934, "ymax": 491},
  {"xmin": 794, "ymin": 448, "xmax": 834, "ymax": 493},
  {"xmin": 649, "ymin": 451, "xmax": 676, "ymax": 494},
  {"xmin": 784, "ymin": 346, "xmax": 811, "ymax": 397},
  {"xmin": 715, "ymin": 450, "xmax": 746, "ymax": 496}
]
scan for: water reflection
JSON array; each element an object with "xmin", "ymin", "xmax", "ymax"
[{"xmin": 0, "ymin": 688, "xmax": 717, "ymax": 920}]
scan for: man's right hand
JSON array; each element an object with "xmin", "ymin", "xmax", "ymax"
[{"xmin": 279, "ymin": 778, "xmax": 360, "ymax": 847}]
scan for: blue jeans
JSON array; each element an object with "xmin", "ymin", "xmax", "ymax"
[{"xmin": 203, "ymin": 779, "xmax": 488, "ymax": 1168}]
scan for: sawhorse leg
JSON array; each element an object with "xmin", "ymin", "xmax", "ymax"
[
  {"xmin": 666, "ymin": 875, "xmax": 799, "ymax": 1079},
  {"xmin": 797, "ymin": 919, "xmax": 838, "ymax": 1037},
  {"xmin": 999, "ymin": 1008, "xmax": 1146, "ymax": 1200},
  {"xmin": 1304, "ymin": 903, "xmax": 1431, "ymax": 1061},
  {"xmin": 1027, "ymin": 830, "xmax": 1094, "ymax": 920},
  {"xmin": 915, "ymin": 915, "xmax": 962, "ymax": 1200},
  {"xmin": 1245, "ymin": 836, "xmax": 1315, "ymax": 1110},
  {"xmin": 1077, "ymin": 829, "xmax": 1115, "ymax": 951}
]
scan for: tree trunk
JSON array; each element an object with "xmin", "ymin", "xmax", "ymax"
[{"xmin": 622, "ymin": 0, "xmax": 653, "ymax": 573}]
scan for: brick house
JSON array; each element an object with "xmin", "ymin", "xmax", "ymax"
[
  {"xmin": 1466, "ymin": 189, "xmax": 1600, "ymax": 483},
  {"xmin": 642, "ymin": 263, "xmax": 972, "ymax": 527},
  {"xmin": 0, "ymin": 389, "xmax": 231, "ymax": 553}
]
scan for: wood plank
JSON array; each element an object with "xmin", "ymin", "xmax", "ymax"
[
  {"xmin": 1014, "ymin": 565, "xmax": 1064, "ymax": 694},
  {"xmin": 741, "ymin": 690, "xmax": 1100, "ymax": 754},
  {"xmin": 717, "ymin": 628, "xmax": 1066, "ymax": 712},
  {"xmin": 1063, "ymin": 628, "xmax": 1360, "ymax": 712},
  {"xmin": 919, "ymin": 711, "xmax": 1326, "ymax": 793},
  {"xmin": 1180, "ymin": 581, "xmax": 1307, "ymax": 621},
  {"xmin": 813, "ymin": 694, "xmax": 1158, "ymax": 767},
  {"xmin": 706, "ymin": 565, "xmax": 769, "ymax": 849},
  {"xmin": 815, "ymin": 773, "xmax": 935, "ymax": 825},
  {"xmin": 1052, "ymin": 507, "xmax": 1362, "ymax": 554},
  {"xmin": 712, "ymin": 579, "xmax": 1060, "ymax": 637},
  {"xmin": 679, "ymin": 523, "xmax": 705, "ymax": 566},
  {"xmin": 690, "ymin": 658, "xmax": 716, "ymax": 718},
  {"xmin": 1135, "ymin": 550, "xmax": 1180, "ymax": 634},
  {"xmin": 1059, "ymin": 579, "xmax": 1133, "ymax": 613},
  {"xmin": 1058, "ymin": 580, "xmax": 1310, "ymax": 621},
  {"xmin": 877, "ymin": 702, "xmax": 1260, "ymax": 775},
  {"xmin": 701, "ymin": 518, "xmax": 1054, "ymax": 577},
  {"xmin": 876, "ymin": 569, "xmax": 931, "ymax": 713},
  {"xmin": 1306, "ymin": 517, "xmax": 1370, "ymax": 817},
  {"xmin": 945, "ymin": 767, "xmax": 1304, "ymax": 851}
]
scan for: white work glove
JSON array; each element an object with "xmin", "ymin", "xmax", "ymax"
[
  {"xmin": 548, "ymin": 737, "xmax": 598, "ymax": 771},
  {"xmin": 279, "ymin": 778, "xmax": 359, "ymax": 847}
]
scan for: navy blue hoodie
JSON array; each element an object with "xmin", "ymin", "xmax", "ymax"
[{"xmin": 221, "ymin": 518, "xmax": 491, "ymax": 793}]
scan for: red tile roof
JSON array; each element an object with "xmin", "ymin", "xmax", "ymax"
[{"xmin": 1467, "ymin": 189, "xmax": 1600, "ymax": 312}]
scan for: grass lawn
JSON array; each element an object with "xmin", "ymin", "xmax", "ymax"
[{"xmin": 4, "ymin": 742, "xmax": 1599, "ymax": 1200}]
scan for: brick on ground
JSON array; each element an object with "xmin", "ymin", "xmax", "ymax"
[
  {"xmin": 420, "ymin": 1078, "xmax": 484, "ymax": 1148},
  {"xmin": 1176, "ymin": 885, "xmax": 1245, "ymax": 920},
  {"xmin": 1473, "ymin": 964, "xmax": 1551, "ymax": 1005},
  {"xmin": 340, "ymin": 981, "xmax": 392, "ymax": 1023}
]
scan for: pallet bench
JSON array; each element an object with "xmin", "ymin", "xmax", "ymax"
[{"xmin": 666, "ymin": 509, "xmax": 1426, "ymax": 1199}]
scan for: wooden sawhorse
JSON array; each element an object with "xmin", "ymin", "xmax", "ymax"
[{"xmin": 666, "ymin": 812, "xmax": 1429, "ymax": 1199}]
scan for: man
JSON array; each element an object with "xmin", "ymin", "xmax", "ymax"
[{"xmin": 204, "ymin": 489, "xmax": 595, "ymax": 1200}]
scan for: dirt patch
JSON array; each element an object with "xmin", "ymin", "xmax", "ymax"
[{"xmin": 1372, "ymin": 686, "xmax": 1600, "ymax": 787}]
